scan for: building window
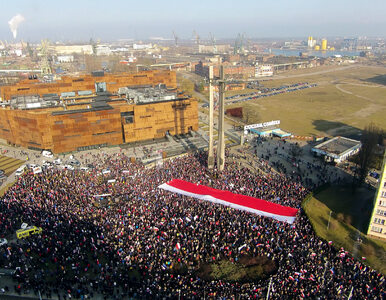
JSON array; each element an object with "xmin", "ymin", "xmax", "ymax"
[
  {"xmin": 381, "ymin": 191, "xmax": 386, "ymax": 198},
  {"xmin": 376, "ymin": 209, "xmax": 386, "ymax": 216},
  {"xmin": 371, "ymin": 226, "xmax": 382, "ymax": 233},
  {"xmin": 374, "ymin": 218, "xmax": 385, "ymax": 225},
  {"xmin": 92, "ymin": 131, "xmax": 119, "ymax": 136},
  {"xmin": 121, "ymin": 111, "xmax": 134, "ymax": 124},
  {"xmin": 379, "ymin": 201, "xmax": 386, "ymax": 207}
]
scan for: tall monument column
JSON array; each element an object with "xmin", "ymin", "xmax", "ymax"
[
  {"xmin": 207, "ymin": 66, "xmax": 215, "ymax": 169},
  {"xmin": 217, "ymin": 65, "xmax": 225, "ymax": 171}
]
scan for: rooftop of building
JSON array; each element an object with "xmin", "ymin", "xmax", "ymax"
[
  {"xmin": 250, "ymin": 125, "xmax": 279, "ymax": 133},
  {"xmin": 2, "ymin": 85, "xmax": 188, "ymax": 114},
  {"xmin": 118, "ymin": 85, "xmax": 178, "ymax": 104},
  {"xmin": 313, "ymin": 136, "xmax": 361, "ymax": 155}
]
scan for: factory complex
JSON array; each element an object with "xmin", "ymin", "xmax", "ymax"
[{"xmin": 0, "ymin": 70, "xmax": 198, "ymax": 153}]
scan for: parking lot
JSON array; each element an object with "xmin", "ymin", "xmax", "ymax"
[{"xmin": 225, "ymin": 82, "xmax": 318, "ymax": 105}]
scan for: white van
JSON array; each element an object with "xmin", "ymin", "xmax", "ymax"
[
  {"xmin": 15, "ymin": 165, "xmax": 26, "ymax": 176},
  {"xmin": 42, "ymin": 150, "xmax": 54, "ymax": 158},
  {"xmin": 32, "ymin": 166, "xmax": 42, "ymax": 174}
]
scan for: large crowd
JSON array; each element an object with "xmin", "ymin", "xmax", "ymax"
[
  {"xmin": 245, "ymin": 137, "xmax": 347, "ymax": 190},
  {"xmin": 0, "ymin": 149, "xmax": 384, "ymax": 299}
]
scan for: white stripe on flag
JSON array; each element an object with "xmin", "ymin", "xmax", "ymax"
[{"xmin": 159, "ymin": 180, "xmax": 297, "ymax": 224}]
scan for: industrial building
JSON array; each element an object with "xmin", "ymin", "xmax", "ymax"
[
  {"xmin": 321, "ymin": 39, "xmax": 328, "ymax": 51},
  {"xmin": 367, "ymin": 153, "xmax": 386, "ymax": 240},
  {"xmin": 51, "ymin": 44, "xmax": 94, "ymax": 55},
  {"xmin": 0, "ymin": 70, "xmax": 198, "ymax": 153},
  {"xmin": 198, "ymin": 44, "xmax": 231, "ymax": 54},
  {"xmin": 311, "ymin": 136, "xmax": 361, "ymax": 163},
  {"xmin": 255, "ymin": 64, "xmax": 274, "ymax": 77},
  {"xmin": 307, "ymin": 36, "xmax": 316, "ymax": 48}
]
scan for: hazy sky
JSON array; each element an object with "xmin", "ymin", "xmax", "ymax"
[{"xmin": 1, "ymin": 0, "xmax": 385, "ymax": 42}]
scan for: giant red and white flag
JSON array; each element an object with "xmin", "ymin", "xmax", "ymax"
[{"xmin": 158, "ymin": 179, "xmax": 298, "ymax": 224}]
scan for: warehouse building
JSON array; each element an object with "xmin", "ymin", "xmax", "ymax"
[{"xmin": 0, "ymin": 70, "xmax": 198, "ymax": 153}]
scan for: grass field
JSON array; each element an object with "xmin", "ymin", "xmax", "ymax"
[
  {"xmin": 227, "ymin": 65, "xmax": 386, "ymax": 137},
  {"xmin": 303, "ymin": 185, "xmax": 386, "ymax": 274}
]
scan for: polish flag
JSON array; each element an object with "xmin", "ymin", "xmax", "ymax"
[
  {"xmin": 158, "ymin": 179, "xmax": 298, "ymax": 224},
  {"xmin": 175, "ymin": 242, "xmax": 181, "ymax": 251}
]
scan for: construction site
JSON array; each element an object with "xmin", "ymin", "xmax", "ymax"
[{"xmin": 0, "ymin": 70, "xmax": 199, "ymax": 153}]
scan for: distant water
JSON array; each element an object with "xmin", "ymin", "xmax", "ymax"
[{"xmin": 265, "ymin": 49, "xmax": 360, "ymax": 58}]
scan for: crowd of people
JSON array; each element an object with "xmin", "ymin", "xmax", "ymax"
[
  {"xmin": 247, "ymin": 137, "xmax": 347, "ymax": 190},
  {"xmin": 0, "ymin": 149, "xmax": 384, "ymax": 299}
]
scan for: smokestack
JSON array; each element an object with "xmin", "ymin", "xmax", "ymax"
[{"xmin": 8, "ymin": 14, "xmax": 25, "ymax": 39}]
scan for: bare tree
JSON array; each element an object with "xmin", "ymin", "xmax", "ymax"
[
  {"xmin": 354, "ymin": 123, "xmax": 383, "ymax": 184},
  {"xmin": 289, "ymin": 143, "xmax": 303, "ymax": 161},
  {"xmin": 243, "ymin": 104, "xmax": 260, "ymax": 124}
]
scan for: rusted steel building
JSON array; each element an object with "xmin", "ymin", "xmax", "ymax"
[{"xmin": 0, "ymin": 70, "xmax": 198, "ymax": 153}]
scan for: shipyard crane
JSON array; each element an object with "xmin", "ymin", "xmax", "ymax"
[
  {"xmin": 234, "ymin": 33, "xmax": 245, "ymax": 54},
  {"xmin": 192, "ymin": 30, "xmax": 200, "ymax": 45},
  {"xmin": 243, "ymin": 32, "xmax": 251, "ymax": 53},
  {"xmin": 172, "ymin": 30, "xmax": 179, "ymax": 47},
  {"xmin": 209, "ymin": 32, "xmax": 217, "ymax": 53}
]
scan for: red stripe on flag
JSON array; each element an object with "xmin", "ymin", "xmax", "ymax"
[{"xmin": 159, "ymin": 179, "xmax": 298, "ymax": 223}]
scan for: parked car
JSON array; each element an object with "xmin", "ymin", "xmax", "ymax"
[
  {"xmin": 15, "ymin": 165, "xmax": 27, "ymax": 176},
  {"xmin": 42, "ymin": 162, "xmax": 53, "ymax": 170},
  {"xmin": 16, "ymin": 226, "xmax": 42, "ymax": 239},
  {"xmin": 69, "ymin": 160, "xmax": 80, "ymax": 166}
]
